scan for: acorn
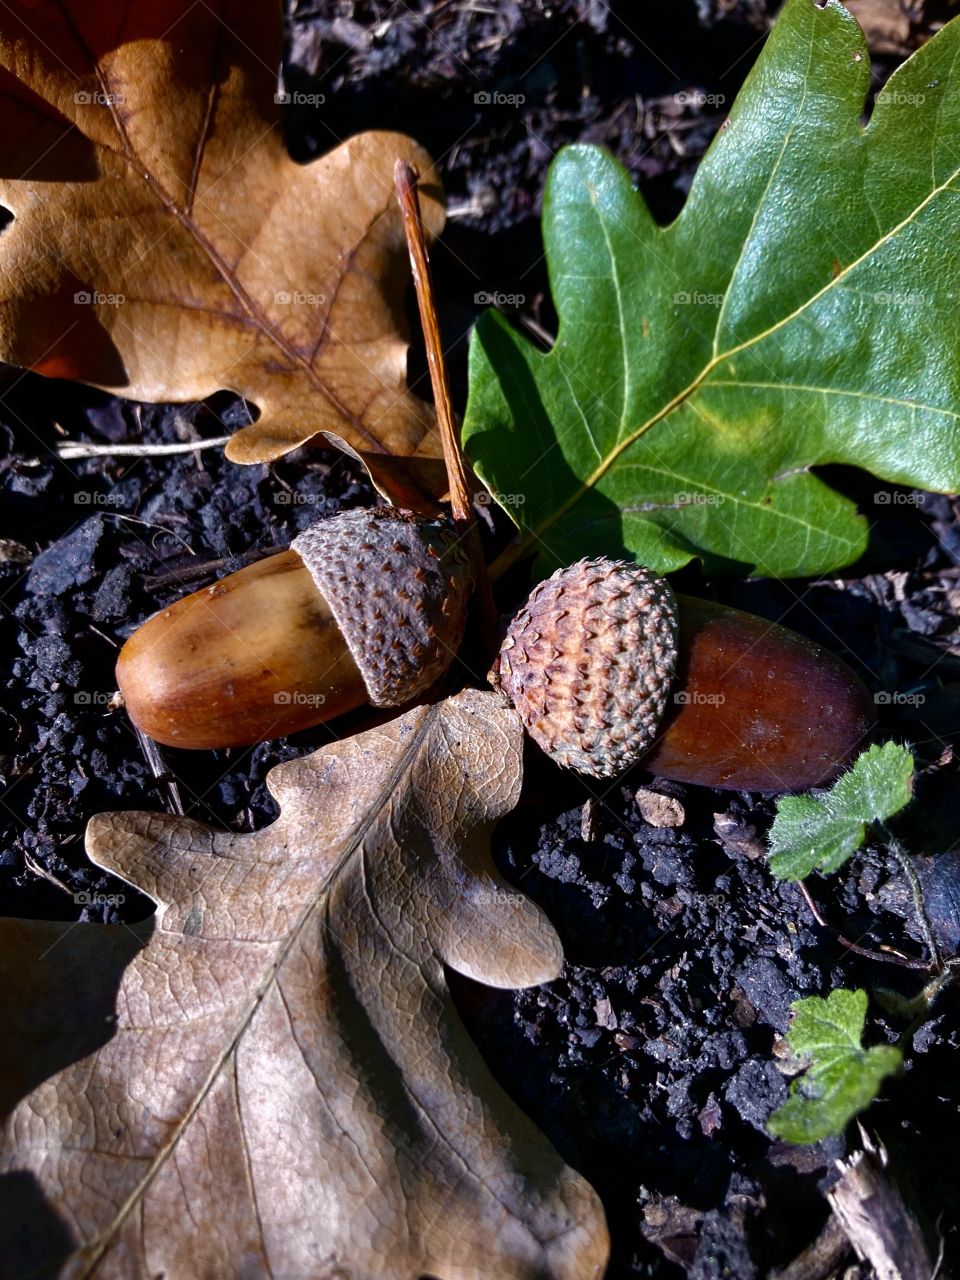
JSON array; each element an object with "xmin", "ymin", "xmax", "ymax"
[
  {"xmin": 489, "ymin": 558, "xmax": 873, "ymax": 792},
  {"xmin": 116, "ymin": 506, "xmax": 474, "ymax": 750}
]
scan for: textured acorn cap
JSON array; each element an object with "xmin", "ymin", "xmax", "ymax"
[
  {"xmin": 292, "ymin": 506, "xmax": 473, "ymax": 707},
  {"xmin": 490, "ymin": 557, "xmax": 679, "ymax": 779}
]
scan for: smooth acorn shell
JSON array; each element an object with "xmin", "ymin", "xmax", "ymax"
[
  {"xmin": 640, "ymin": 596, "xmax": 874, "ymax": 792},
  {"xmin": 116, "ymin": 550, "xmax": 367, "ymax": 749},
  {"xmin": 116, "ymin": 506, "xmax": 474, "ymax": 751}
]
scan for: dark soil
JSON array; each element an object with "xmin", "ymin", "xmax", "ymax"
[{"xmin": 2, "ymin": 1, "xmax": 960, "ymax": 1277}]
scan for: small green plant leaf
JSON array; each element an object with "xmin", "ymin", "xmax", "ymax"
[
  {"xmin": 464, "ymin": 0, "xmax": 960, "ymax": 579},
  {"xmin": 768, "ymin": 742, "xmax": 914, "ymax": 880},
  {"xmin": 768, "ymin": 988, "xmax": 901, "ymax": 1143}
]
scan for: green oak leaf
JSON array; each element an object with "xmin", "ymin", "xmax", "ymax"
[
  {"xmin": 768, "ymin": 741, "xmax": 914, "ymax": 880},
  {"xmin": 464, "ymin": 0, "xmax": 960, "ymax": 579},
  {"xmin": 768, "ymin": 988, "xmax": 902, "ymax": 1143}
]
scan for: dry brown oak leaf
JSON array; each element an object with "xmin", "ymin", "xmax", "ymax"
[
  {"xmin": 0, "ymin": 690, "xmax": 609, "ymax": 1280},
  {"xmin": 0, "ymin": 0, "xmax": 445, "ymax": 503}
]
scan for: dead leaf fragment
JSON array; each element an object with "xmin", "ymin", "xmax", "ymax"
[
  {"xmin": 845, "ymin": 0, "xmax": 919, "ymax": 55},
  {"xmin": 0, "ymin": 1, "xmax": 444, "ymax": 500},
  {"xmin": 0, "ymin": 690, "xmax": 608, "ymax": 1279},
  {"xmin": 636, "ymin": 787, "xmax": 685, "ymax": 828}
]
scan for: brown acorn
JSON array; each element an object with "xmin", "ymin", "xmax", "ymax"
[
  {"xmin": 116, "ymin": 507, "xmax": 474, "ymax": 750},
  {"xmin": 489, "ymin": 558, "xmax": 679, "ymax": 778},
  {"xmin": 490, "ymin": 558, "xmax": 873, "ymax": 792}
]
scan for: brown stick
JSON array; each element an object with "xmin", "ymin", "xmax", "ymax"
[
  {"xmin": 796, "ymin": 881, "xmax": 930, "ymax": 971},
  {"xmin": 394, "ymin": 160, "xmax": 472, "ymax": 528},
  {"xmin": 394, "ymin": 159, "xmax": 502, "ymax": 657}
]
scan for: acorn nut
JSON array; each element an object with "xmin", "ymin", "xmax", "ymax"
[
  {"xmin": 489, "ymin": 558, "xmax": 679, "ymax": 778},
  {"xmin": 490, "ymin": 556, "xmax": 874, "ymax": 792},
  {"xmin": 116, "ymin": 506, "xmax": 475, "ymax": 750}
]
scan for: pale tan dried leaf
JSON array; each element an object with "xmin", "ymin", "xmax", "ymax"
[
  {"xmin": 0, "ymin": 2, "xmax": 444, "ymax": 501},
  {"xmin": 0, "ymin": 690, "xmax": 609, "ymax": 1280},
  {"xmin": 845, "ymin": 0, "xmax": 916, "ymax": 55},
  {"xmin": 635, "ymin": 788, "xmax": 685, "ymax": 829}
]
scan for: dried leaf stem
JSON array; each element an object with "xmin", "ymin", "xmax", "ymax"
[
  {"xmin": 394, "ymin": 160, "xmax": 472, "ymax": 529},
  {"xmin": 394, "ymin": 158, "xmax": 501, "ymax": 655}
]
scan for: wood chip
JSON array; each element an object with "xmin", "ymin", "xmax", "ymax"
[{"xmin": 827, "ymin": 1130, "xmax": 934, "ymax": 1280}]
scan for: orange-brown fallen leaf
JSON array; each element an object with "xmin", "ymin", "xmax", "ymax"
[
  {"xmin": 0, "ymin": 1, "xmax": 444, "ymax": 501},
  {"xmin": 0, "ymin": 690, "xmax": 609, "ymax": 1279}
]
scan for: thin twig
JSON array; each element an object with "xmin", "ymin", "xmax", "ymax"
[
  {"xmin": 58, "ymin": 435, "xmax": 231, "ymax": 459},
  {"xmin": 796, "ymin": 880, "xmax": 930, "ymax": 970},
  {"xmin": 143, "ymin": 545, "xmax": 285, "ymax": 593},
  {"xmin": 394, "ymin": 158, "xmax": 501, "ymax": 657},
  {"xmin": 394, "ymin": 160, "xmax": 472, "ymax": 527},
  {"xmin": 24, "ymin": 852, "xmax": 75, "ymax": 898},
  {"xmin": 135, "ymin": 728, "xmax": 184, "ymax": 816},
  {"xmin": 517, "ymin": 312, "xmax": 556, "ymax": 350}
]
